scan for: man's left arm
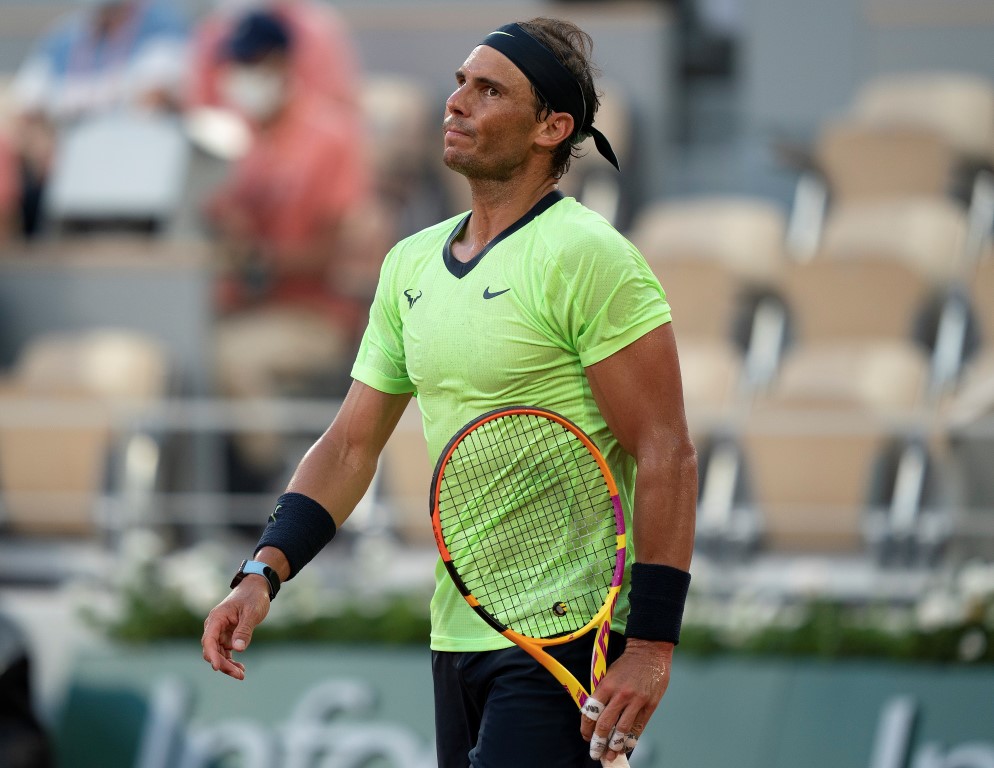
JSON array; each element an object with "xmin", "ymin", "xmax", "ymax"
[{"xmin": 581, "ymin": 321, "xmax": 698, "ymax": 762}]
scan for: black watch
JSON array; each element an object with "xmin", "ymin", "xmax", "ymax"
[{"xmin": 230, "ymin": 559, "xmax": 281, "ymax": 600}]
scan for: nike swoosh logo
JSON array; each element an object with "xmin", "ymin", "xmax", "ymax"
[{"xmin": 483, "ymin": 287, "xmax": 511, "ymax": 299}]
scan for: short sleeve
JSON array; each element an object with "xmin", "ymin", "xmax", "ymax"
[
  {"xmin": 350, "ymin": 247, "xmax": 416, "ymax": 394},
  {"xmin": 545, "ymin": 226, "xmax": 671, "ymax": 368}
]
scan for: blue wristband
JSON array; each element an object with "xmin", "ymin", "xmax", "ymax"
[
  {"xmin": 255, "ymin": 492, "xmax": 337, "ymax": 579},
  {"xmin": 624, "ymin": 562, "xmax": 692, "ymax": 644}
]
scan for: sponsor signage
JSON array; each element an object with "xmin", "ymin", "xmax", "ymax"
[{"xmin": 55, "ymin": 647, "xmax": 994, "ymax": 767}]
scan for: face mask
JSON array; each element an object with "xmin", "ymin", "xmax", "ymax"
[{"xmin": 221, "ymin": 66, "xmax": 286, "ymax": 121}]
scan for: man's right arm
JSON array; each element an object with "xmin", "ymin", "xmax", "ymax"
[{"xmin": 202, "ymin": 381, "xmax": 412, "ymax": 677}]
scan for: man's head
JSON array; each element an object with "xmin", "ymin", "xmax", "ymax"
[
  {"xmin": 220, "ymin": 11, "xmax": 293, "ymax": 122},
  {"xmin": 443, "ymin": 18, "xmax": 615, "ymax": 181},
  {"xmin": 509, "ymin": 18, "xmax": 610, "ymax": 178}
]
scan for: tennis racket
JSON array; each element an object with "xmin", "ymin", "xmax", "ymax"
[{"xmin": 430, "ymin": 405, "xmax": 631, "ymax": 767}]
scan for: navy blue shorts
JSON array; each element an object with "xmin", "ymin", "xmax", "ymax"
[{"xmin": 432, "ymin": 631, "xmax": 627, "ymax": 768}]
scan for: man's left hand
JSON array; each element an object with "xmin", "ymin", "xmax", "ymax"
[{"xmin": 580, "ymin": 638, "xmax": 674, "ymax": 762}]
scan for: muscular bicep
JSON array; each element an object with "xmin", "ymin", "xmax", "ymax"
[
  {"xmin": 585, "ymin": 323, "xmax": 697, "ymax": 567},
  {"xmin": 585, "ymin": 324, "xmax": 691, "ymax": 458}
]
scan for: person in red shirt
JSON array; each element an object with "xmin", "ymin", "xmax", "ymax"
[
  {"xmin": 0, "ymin": 132, "xmax": 18, "ymax": 244},
  {"xmin": 205, "ymin": 11, "xmax": 389, "ymax": 489}
]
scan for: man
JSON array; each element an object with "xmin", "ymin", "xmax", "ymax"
[
  {"xmin": 205, "ymin": 11, "xmax": 386, "ymax": 488},
  {"xmin": 202, "ymin": 17, "xmax": 698, "ymax": 767}
]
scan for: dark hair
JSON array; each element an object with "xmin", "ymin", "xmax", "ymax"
[
  {"xmin": 225, "ymin": 11, "xmax": 292, "ymax": 63},
  {"xmin": 518, "ymin": 17, "xmax": 602, "ymax": 179}
]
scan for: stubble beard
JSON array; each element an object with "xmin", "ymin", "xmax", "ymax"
[{"xmin": 444, "ymin": 149, "xmax": 518, "ymax": 183}]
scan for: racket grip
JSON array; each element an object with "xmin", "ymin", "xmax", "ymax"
[{"xmin": 602, "ymin": 754, "xmax": 631, "ymax": 767}]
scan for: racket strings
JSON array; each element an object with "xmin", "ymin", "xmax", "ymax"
[{"xmin": 437, "ymin": 413, "xmax": 618, "ymax": 638}]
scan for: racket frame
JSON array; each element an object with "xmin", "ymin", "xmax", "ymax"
[{"xmin": 430, "ymin": 405, "xmax": 627, "ymax": 709}]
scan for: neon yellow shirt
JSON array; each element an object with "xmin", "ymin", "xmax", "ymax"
[{"xmin": 352, "ymin": 192, "xmax": 671, "ymax": 651}]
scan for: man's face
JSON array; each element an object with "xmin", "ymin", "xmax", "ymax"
[
  {"xmin": 442, "ymin": 45, "xmax": 544, "ymax": 181},
  {"xmin": 220, "ymin": 52, "xmax": 289, "ymax": 122}
]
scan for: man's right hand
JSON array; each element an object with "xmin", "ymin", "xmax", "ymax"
[{"xmin": 201, "ymin": 577, "xmax": 272, "ymax": 680}]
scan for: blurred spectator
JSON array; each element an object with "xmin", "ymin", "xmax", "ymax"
[
  {"xmin": 9, "ymin": 0, "xmax": 189, "ymax": 237},
  {"xmin": 187, "ymin": 0, "xmax": 360, "ymax": 112},
  {"xmin": 0, "ymin": 132, "xmax": 18, "ymax": 245},
  {"xmin": 205, "ymin": 11, "xmax": 388, "ymax": 490}
]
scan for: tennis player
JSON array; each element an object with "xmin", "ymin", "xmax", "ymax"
[{"xmin": 202, "ymin": 16, "xmax": 698, "ymax": 767}]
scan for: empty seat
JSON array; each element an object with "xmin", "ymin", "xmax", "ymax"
[
  {"xmin": 819, "ymin": 198, "xmax": 971, "ymax": 286},
  {"xmin": 629, "ymin": 197, "xmax": 791, "ymax": 384},
  {"xmin": 679, "ymin": 338, "xmax": 746, "ymax": 425},
  {"xmin": 646, "ymin": 258, "xmax": 742, "ymax": 344},
  {"xmin": 971, "ymin": 258, "xmax": 994, "ymax": 352},
  {"xmin": 781, "ymin": 257, "xmax": 933, "ymax": 345},
  {"xmin": 742, "ymin": 341, "xmax": 931, "ymax": 553},
  {"xmin": 372, "ymin": 398, "xmax": 435, "ymax": 547},
  {"xmin": 815, "ymin": 120, "xmax": 957, "ymax": 205},
  {"xmin": 628, "ymin": 196, "xmax": 788, "ymax": 288},
  {"xmin": 0, "ymin": 329, "xmax": 168, "ymax": 537},
  {"xmin": 851, "ymin": 72, "xmax": 994, "ymax": 168},
  {"xmin": 945, "ymin": 350, "xmax": 994, "ymax": 522},
  {"xmin": 45, "ymin": 112, "xmax": 191, "ymax": 232},
  {"xmin": 678, "ymin": 339, "xmax": 758, "ymax": 556}
]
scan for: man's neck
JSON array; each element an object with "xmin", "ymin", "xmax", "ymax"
[{"xmin": 453, "ymin": 174, "xmax": 559, "ymax": 261}]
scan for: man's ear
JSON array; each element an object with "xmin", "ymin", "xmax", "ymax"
[{"xmin": 534, "ymin": 110, "xmax": 574, "ymax": 150}]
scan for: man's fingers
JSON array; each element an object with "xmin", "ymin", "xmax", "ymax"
[
  {"xmin": 608, "ymin": 729, "xmax": 627, "ymax": 752},
  {"xmin": 232, "ymin": 626, "xmax": 252, "ymax": 652},
  {"xmin": 580, "ymin": 697, "xmax": 605, "ymax": 722},
  {"xmin": 589, "ymin": 700, "xmax": 643, "ymax": 760},
  {"xmin": 589, "ymin": 731, "xmax": 610, "ymax": 760}
]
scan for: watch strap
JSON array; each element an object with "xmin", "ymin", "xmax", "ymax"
[{"xmin": 230, "ymin": 559, "xmax": 280, "ymax": 600}]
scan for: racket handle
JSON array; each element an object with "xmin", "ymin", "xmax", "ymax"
[{"xmin": 602, "ymin": 754, "xmax": 631, "ymax": 767}]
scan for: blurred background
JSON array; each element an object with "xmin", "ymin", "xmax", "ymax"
[{"xmin": 0, "ymin": 0, "xmax": 992, "ymax": 766}]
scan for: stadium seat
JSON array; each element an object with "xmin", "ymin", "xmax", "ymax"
[
  {"xmin": 677, "ymin": 339, "xmax": 758, "ymax": 557},
  {"xmin": 371, "ymin": 399, "xmax": 435, "ymax": 547},
  {"xmin": 843, "ymin": 72, "xmax": 994, "ymax": 265},
  {"xmin": 642, "ymin": 257, "xmax": 742, "ymax": 344},
  {"xmin": 780, "ymin": 256, "xmax": 935, "ymax": 344},
  {"xmin": 813, "ymin": 201, "xmax": 977, "ymax": 392},
  {"xmin": 814, "ymin": 120, "xmax": 957, "ymax": 205},
  {"xmin": 629, "ymin": 196, "xmax": 791, "ymax": 387},
  {"xmin": 943, "ymin": 348, "xmax": 994, "ymax": 558},
  {"xmin": 628, "ymin": 195, "xmax": 788, "ymax": 287},
  {"xmin": 741, "ymin": 340, "xmax": 932, "ymax": 554},
  {"xmin": 45, "ymin": 112, "xmax": 191, "ymax": 234},
  {"xmin": 818, "ymin": 198, "xmax": 970, "ymax": 286},
  {"xmin": 850, "ymin": 72, "xmax": 994, "ymax": 169},
  {"xmin": 0, "ymin": 329, "xmax": 169, "ymax": 538},
  {"xmin": 679, "ymin": 338, "xmax": 746, "ymax": 424},
  {"xmin": 360, "ymin": 73, "xmax": 453, "ymax": 232},
  {"xmin": 970, "ymin": 257, "xmax": 994, "ymax": 352},
  {"xmin": 785, "ymin": 119, "xmax": 960, "ymax": 258}
]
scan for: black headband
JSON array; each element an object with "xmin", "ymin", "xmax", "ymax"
[{"xmin": 480, "ymin": 23, "xmax": 620, "ymax": 171}]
